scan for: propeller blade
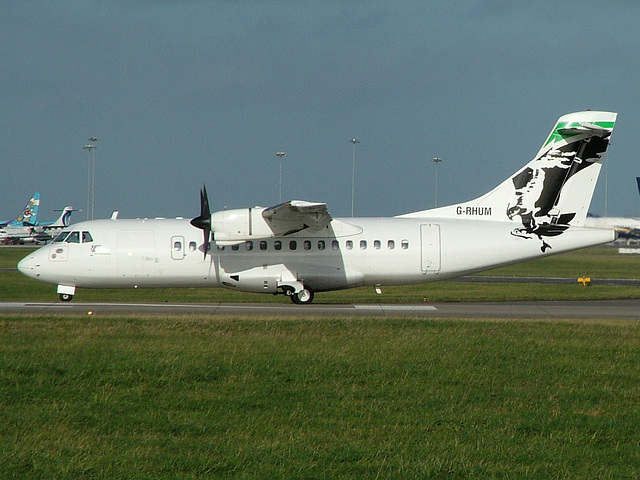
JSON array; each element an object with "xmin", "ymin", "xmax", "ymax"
[{"xmin": 190, "ymin": 185, "xmax": 212, "ymax": 258}]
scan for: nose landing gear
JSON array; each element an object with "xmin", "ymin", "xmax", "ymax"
[{"xmin": 57, "ymin": 285, "xmax": 76, "ymax": 302}]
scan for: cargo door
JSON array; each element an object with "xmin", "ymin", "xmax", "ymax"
[
  {"xmin": 117, "ymin": 231, "xmax": 156, "ymax": 278},
  {"xmin": 420, "ymin": 224, "xmax": 441, "ymax": 274}
]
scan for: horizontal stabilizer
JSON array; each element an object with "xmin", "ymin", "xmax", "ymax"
[{"xmin": 557, "ymin": 122, "xmax": 611, "ymax": 136}]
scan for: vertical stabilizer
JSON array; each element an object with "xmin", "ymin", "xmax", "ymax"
[
  {"xmin": 5, "ymin": 193, "xmax": 40, "ymax": 227},
  {"xmin": 400, "ymin": 111, "xmax": 616, "ymax": 251},
  {"xmin": 403, "ymin": 111, "xmax": 616, "ymax": 220},
  {"xmin": 48, "ymin": 207, "xmax": 75, "ymax": 228}
]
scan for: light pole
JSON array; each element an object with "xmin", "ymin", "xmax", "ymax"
[
  {"xmin": 432, "ymin": 157, "xmax": 443, "ymax": 207},
  {"xmin": 349, "ymin": 139, "xmax": 359, "ymax": 217},
  {"xmin": 275, "ymin": 152, "xmax": 287, "ymax": 203},
  {"xmin": 83, "ymin": 137, "xmax": 100, "ymax": 220}
]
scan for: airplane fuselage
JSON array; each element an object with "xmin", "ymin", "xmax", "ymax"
[{"xmin": 18, "ymin": 215, "xmax": 615, "ymax": 298}]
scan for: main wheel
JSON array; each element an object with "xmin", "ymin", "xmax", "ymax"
[
  {"xmin": 290, "ymin": 287, "xmax": 314, "ymax": 305},
  {"xmin": 59, "ymin": 293, "xmax": 73, "ymax": 302}
]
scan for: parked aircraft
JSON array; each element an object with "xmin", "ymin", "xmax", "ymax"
[
  {"xmin": 0, "ymin": 193, "xmax": 40, "ymax": 228},
  {"xmin": 39, "ymin": 206, "xmax": 76, "ymax": 230},
  {"xmin": 584, "ymin": 177, "xmax": 640, "ymax": 239},
  {"xmin": 18, "ymin": 111, "xmax": 617, "ymax": 303},
  {"xmin": 585, "ymin": 215, "xmax": 640, "ymax": 240},
  {"xmin": 1, "ymin": 205, "xmax": 75, "ymax": 245}
]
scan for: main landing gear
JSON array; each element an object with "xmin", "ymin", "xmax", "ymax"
[
  {"xmin": 289, "ymin": 287, "xmax": 314, "ymax": 305},
  {"xmin": 280, "ymin": 285, "xmax": 314, "ymax": 304}
]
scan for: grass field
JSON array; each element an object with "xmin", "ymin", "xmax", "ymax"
[
  {"xmin": 2, "ymin": 246, "xmax": 640, "ymax": 478},
  {"xmin": 2, "ymin": 316, "xmax": 640, "ymax": 478}
]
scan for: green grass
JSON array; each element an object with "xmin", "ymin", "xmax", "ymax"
[
  {"xmin": 3, "ymin": 248, "xmax": 640, "ymax": 477},
  {"xmin": 3, "ymin": 246, "xmax": 640, "ymax": 303},
  {"xmin": 2, "ymin": 316, "xmax": 640, "ymax": 478}
]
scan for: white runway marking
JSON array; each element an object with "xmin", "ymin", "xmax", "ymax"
[{"xmin": 355, "ymin": 305, "xmax": 438, "ymax": 311}]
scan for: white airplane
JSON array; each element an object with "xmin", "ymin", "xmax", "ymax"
[
  {"xmin": 584, "ymin": 177, "xmax": 640, "ymax": 239},
  {"xmin": 18, "ymin": 110, "xmax": 617, "ymax": 303},
  {"xmin": 39, "ymin": 206, "xmax": 76, "ymax": 230},
  {"xmin": 585, "ymin": 215, "xmax": 640, "ymax": 239},
  {"xmin": 1, "ymin": 205, "xmax": 75, "ymax": 245}
]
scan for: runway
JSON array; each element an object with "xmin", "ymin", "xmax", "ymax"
[{"xmin": 2, "ymin": 299, "xmax": 640, "ymax": 319}]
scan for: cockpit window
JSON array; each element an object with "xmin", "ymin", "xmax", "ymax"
[
  {"xmin": 52, "ymin": 231, "xmax": 70, "ymax": 243},
  {"xmin": 66, "ymin": 231, "xmax": 80, "ymax": 243},
  {"xmin": 82, "ymin": 231, "xmax": 93, "ymax": 243}
]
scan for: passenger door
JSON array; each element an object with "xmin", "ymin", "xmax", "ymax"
[{"xmin": 171, "ymin": 235, "xmax": 185, "ymax": 260}]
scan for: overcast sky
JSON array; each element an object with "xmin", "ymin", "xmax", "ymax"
[{"xmin": 2, "ymin": 1, "xmax": 639, "ymax": 223}]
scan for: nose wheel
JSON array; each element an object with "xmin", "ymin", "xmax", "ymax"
[
  {"xmin": 59, "ymin": 293, "xmax": 73, "ymax": 302},
  {"xmin": 290, "ymin": 287, "xmax": 314, "ymax": 305}
]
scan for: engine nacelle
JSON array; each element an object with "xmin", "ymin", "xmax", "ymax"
[{"xmin": 210, "ymin": 208, "xmax": 273, "ymax": 244}]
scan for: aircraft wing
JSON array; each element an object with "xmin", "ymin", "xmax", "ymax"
[{"xmin": 262, "ymin": 201, "xmax": 332, "ymax": 236}]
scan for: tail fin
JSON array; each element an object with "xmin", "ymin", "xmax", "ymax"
[
  {"xmin": 402, "ymin": 111, "xmax": 616, "ymax": 230},
  {"xmin": 5, "ymin": 193, "xmax": 40, "ymax": 227},
  {"xmin": 47, "ymin": 206, "xmax": 75, "ymax": 228}
]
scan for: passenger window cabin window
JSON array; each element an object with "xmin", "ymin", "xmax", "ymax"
[
  {"xmin": 346, "ymin": 240, "xmax": 353, "ymax": 250},
  {"xmin": 374, "ymin": 240, "xmax": 381, "ymax": 250},
  {"xmin": 304, "ymin": 240, "xmax": 311, "ymax": 250},
  {"xmin": 173, "ymin": 241, "xmax": 182, "ymax": 251},
  {"xmin": 360, "ymin": 240, "xmax": 367, "ymax": 250},
  {"xmin": 66, "ymin": 231, "xmax": 80, "ymax": 243},
  {"xmin": 401, "ymin": 240, "xmax": 409, "ymax": 250},
  {"xmin": 260, "ymin": 240, "xmax": 267, "ymax": 251},
  {"xmin": 274, "ymin": 240, "xmax": 282, "ymax": 251},
  {"xmin": 318, "ymin": 240, "xmax": 325, "ymax": 250},
  {"xmin": 332, "ymin": 240, "xmax": 339, "ymax": 250},
  {"xmin": 189, "ymin": 241, "xmax": 197, "ymax": 252},
  {"xmin": 388, "ymin": 240, "xmax": 395, "ymax": 249},
  {"xmin": 245, "ymin": 241, "xmax": 253, "ymax": 251},
  {"xmin": 289, "ymin": 240, "xmax": 297, "ymax": 250}
]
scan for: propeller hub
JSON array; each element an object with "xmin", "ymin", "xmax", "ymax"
[{"xmin": 190, "ymin": 215, "xmax": 210, "ymax": 230}]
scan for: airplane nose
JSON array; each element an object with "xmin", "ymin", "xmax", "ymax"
[{"xmin": 17, "ymin": 254, "xmax": 40, "ymax": 279}]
